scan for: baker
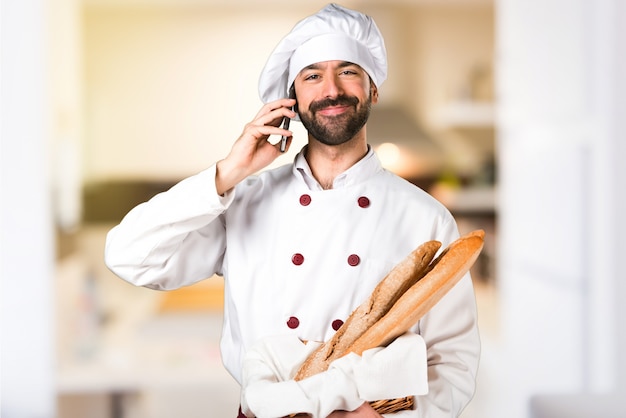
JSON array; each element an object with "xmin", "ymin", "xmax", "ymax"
[{"xmin": 105, "ymin": 3, "xmax": 480, "ymax": 417}]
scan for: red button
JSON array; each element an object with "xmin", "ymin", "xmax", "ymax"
[
  {"xmin": 332, "ymin": 319, "xmax": 344, "ymax": 331},
  {"xmin": 287, "ymin": 316, "xmax": 300, "ymax": 329},
  {"xmin": 347, "ymin": 254, "xmax": 360, "ymax": 266},
  {"xmin": 292, "ymin": 253, "xmax": 305, "ymax": 265},
  {"xmin": 299, "ymin": 194, "xmax": 312, "ymax": 206},
  {"xmin": 357, "ymin": 196, "xmax": 370, "ymax": 208}
]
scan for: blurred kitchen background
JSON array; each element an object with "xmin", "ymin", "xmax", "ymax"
[{"xmin": 2, "ymin": 0, "xmax": 625, "ymax": 417}]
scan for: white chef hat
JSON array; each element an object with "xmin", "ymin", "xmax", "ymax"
[{"xmin": 258, "ymin": 3, "xmax": 388, "ymax": 104}]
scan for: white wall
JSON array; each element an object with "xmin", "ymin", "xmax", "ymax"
[
  {"xmin": 1, "ymin": 0, "xmax": 56, "ymax": 416},
  {"xmin": 496, "ymin": 0, "xmax": 626, "ymax": 416}
]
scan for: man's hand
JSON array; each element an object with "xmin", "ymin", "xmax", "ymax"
[
  {"xmin": 216, "ymin": 98, "xmax": 296, "ymax": 195},
  {"xmin": 327, "ymin": 402, "xmax": 383, "ymax": 418}
]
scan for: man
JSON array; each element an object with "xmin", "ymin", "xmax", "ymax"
[{"xmin": 105, "ymin": 4, "xmax": 480, "ymax": 417}]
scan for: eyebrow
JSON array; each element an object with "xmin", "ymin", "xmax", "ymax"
[{"xmin": 302, "ymin": 61, "xmax": 359, "ymax": 71}]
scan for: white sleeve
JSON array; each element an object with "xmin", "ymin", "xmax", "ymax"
[{"xmin": 104, "ymin": 164, "xmax": 234, "ymax": 290}]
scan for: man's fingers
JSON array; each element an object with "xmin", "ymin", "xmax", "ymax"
[
  {"xmin": 244, "ymin": 123, "xmax": 292, "ymax": 143},
  {"xmin": 254, "ymin": 98, "xmax": 296, "ymax": 117},
  {"xmin": 254, "ymin": 98, "xmax": 297, "ymax": 126}
]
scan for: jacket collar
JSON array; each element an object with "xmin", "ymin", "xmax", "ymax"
[{"xmin": 293, "ymin": 145, "xmax": 383, "ymax": 190}]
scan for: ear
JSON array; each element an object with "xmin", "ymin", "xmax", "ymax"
[{"xmin": 370, "ymin": 83, "xmax": 379, "ymax": 104}]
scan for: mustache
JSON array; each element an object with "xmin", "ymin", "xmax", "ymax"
[{"xmin": 309, "ymin": 95, "xmax": 359, "ymax": 113}]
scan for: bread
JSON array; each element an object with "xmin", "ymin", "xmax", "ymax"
[
  {"xmin": 295, "ymin": 240, "xmax": 442, "ymax": 380},
  {"xmin": 346, "ymin": 230, "xmax": 484, "ymax": 355},
  {"xmin": 294, "ymin": 230, "xmax": 484, "ymax": 380}
]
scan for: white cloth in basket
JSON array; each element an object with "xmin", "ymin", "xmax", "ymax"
[{"xmin": 241, "ymin": 332, "xmax": 428, "ymax": 418}]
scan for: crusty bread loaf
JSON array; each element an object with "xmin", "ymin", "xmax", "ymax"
[
  {"xmin": 294, "ymin": 230, "xmax": 484, "ymax": 380},
  {"xmin": 295, "ymin": 240, "xmax": 442, "ymax": 380},
  {"xmin": 347, "ymin": 230, "xmax": 485, "ymax": 355}
]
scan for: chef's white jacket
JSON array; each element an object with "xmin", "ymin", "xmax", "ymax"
[{"xmin": 105, "ymin": 146, "xmax": 480, "ymax": 417}]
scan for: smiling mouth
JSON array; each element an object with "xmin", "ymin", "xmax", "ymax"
[{"xmin": 316, "ymin": 105, "xmax": 351, "ymax": 117}]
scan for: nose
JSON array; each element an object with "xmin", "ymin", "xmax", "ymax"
[{"xmin": 321, "ymin": 74, "xmax": 342, "ymax": 98}]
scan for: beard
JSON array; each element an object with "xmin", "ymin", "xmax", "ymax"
[{"xmin": 298, "ymin": 93, "xmax": 372, "ymax": 146}]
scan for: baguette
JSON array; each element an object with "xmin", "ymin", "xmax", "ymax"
[
  {"xmin": 347, "ymin": 229, "xmax": 485, "ymax": 355},
  {"xmin": 295, "ymin": 240, "xmax": 442, "ymax": 380}
]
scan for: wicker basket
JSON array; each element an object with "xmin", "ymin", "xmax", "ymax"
[
  {"xmin": 370, "ymin": 396, "xmax": 415, "ymax": 414},
  {"xmin": 288, "ymin": 396, "xmax": 414, "ymax": 416}
]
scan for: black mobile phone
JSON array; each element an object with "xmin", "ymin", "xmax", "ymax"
[{"xmin": 280, "ymin": 85, "xmax": 296, "ymax": 152}]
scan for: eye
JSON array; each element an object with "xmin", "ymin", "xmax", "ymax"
[
  {"xmin": 304, "ymin": 73, "xmax": 320, "ymax": 81},
  {"xmin": 339, "ymin": 67, "xmax": 361, "ymax": 77}
]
